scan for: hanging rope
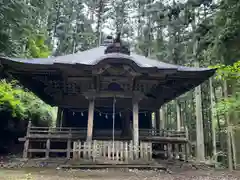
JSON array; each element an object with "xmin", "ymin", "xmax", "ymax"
[{"xmin": 71, "ymin": 108, "xmax": 150, "ymax": 116}]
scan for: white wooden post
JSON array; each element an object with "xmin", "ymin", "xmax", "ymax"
[
  {"xmin": 155, "ymin": 110, "xmax": 160, "ymax": 133},
  {"xmin": 132, "ymin": 99, "xmax": 139, "ymax": 159},
  {"xmin": 159, "ymin": 107, "xmax": 165, "ymax": 130},
  {"xmin": 87, "ymin": 98, "xmax": 95, "ymax": 142}
]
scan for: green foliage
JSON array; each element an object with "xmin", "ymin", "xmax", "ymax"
[
  {"xmin": 216, "ymin": 94, "xmax": 239, "ymax": 115},
  {"xmin": 210, "ymin": 61, "xmax": 240, "ymax": 116},
  {"xmin": 0, "ymin": 80, "xmax": 25, "ymax": 118},
  {"xmin": 202, "ymin": 0, "xmax": 240, "ymax": 64},
  {"xmin": 26, "ymin": 33, "xmax": 51, "ymax": 58},
  {"xmin": 0, "ymin": 80, "xmax": 54, "ymax": 126},
  {"xmin": 0, "ymin": 0, "xmax": 32, "ymax": 56},
  {"xmin": 210, "ymin": 61, "xmax": 240, "ymax": 80}
]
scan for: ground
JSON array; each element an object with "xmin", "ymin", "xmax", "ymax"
[
  {"xmin": 0, "ymin": 169, "xmax": 240, "ymax": 180},
  {"xmin": 1, "ymin": 157, "xmax": 240, "ymax": 179}
]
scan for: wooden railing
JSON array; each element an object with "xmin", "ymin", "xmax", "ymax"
[
  {"xmin": 25, "ymin": 126, "xmax": 188, "ymax": 140},
  {"xmin": 139, "ymin": 129, "xmax": 187, "ymax": 138},
  {"xmin": 21, "ymin": 124, "xmax": 189, "ymax": 159},
  {"xmin": 29, "ymin": 127, "xmax": 87, "ymax": 136},
  {"xmin": 27, "ymin": 127, "xmax": 122, "ymax": 138}
]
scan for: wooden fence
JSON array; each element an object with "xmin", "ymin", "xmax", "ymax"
[{"xmin": 73, "ymin": 140, "xmax": 152, "ymax": 162}]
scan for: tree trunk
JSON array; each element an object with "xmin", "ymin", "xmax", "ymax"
[
  {"xmin": 213, "ymin": 85, "xmax": 222, "ymax": 149},
  {"xmin": 223, "ymin": 80, "xmax": 233, "ymax": 171},
  {"xmin": 194, "ymin": 60, "xmax": 205, "ymax": 162},
  {"xmin": 176, "ymin": 100, "xmax": 181, "ymax": 131},
  {"xmin": 96, "ymin": 0, "xmax": 104, "ymax": 46},
  {"xmin": 209, "ymin": 77, "xmax": 217, "ymax": 163},
  {"xmin": 230, "ymin": 127, "xmax": 237, "ymax": 169}
]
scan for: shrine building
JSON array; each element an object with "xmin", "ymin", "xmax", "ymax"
[{"xmin": 0, "ymin": 35, "xmax": 215, "ymax": 163}]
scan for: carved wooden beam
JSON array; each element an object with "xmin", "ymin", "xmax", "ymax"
[
  {"xmin": 32, "ymin": 75, "xmax": 49, "ymax": 84},
  {"xmin": 83, "ymin": 90, "xmax": 145, "ymax": 99},
  {"xmin": 68, "ymin": 77, "xmax": 92, "ymax": 81},
  {"xmin": 92, "ymin": 64, "xmax": 111, "ymax": 74},
  {"xmin": 44, "ymin": 86, "xmax": 62, "ymax": 97},
  {"xmin": 132, "ymin": 77, "xmax": 136, "ymax": 91},
  {"xmin": 123, "ymin": 65, "xmax": 141, "ymax": 76},
  {"xmin": 96, "ymin": 75, "xmax": 101, "ymax": 91}
]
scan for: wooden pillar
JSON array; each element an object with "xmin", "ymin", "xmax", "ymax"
[
  {"xmin": 159, "ymin": 106, "xmax": 165, "ymax": 130},
  {"xmin": 132, "ymin": 99, "xmax": 139, "ymax": 159},
  {"xmin": 46, "ymin": 139, "xmax": 50, "ymax": 158},
  {"xmin": 67, "ymin": 129, "xmax": 72, "ymax": 159},
  {"xmin": 122, "ymin": 111, "xmax": 131, "ymax": 138},
  {"xmin": 127, "ymin": 111, "xmax": 132, "ymax": 137},
  {"xmin": 185, "ymin": 127, "xmax": 189, "ymax": 162},
  {"xmin": 56, "ymin": 107, "xmax": 63, "ymax": 127},
  {"xmin": 45, "ymin": 127, "xmax": 51, "ymax": 158},
  {"xmin": 176, "ymin": 101, "xmax": 181, "ymax": 131},
  {"xmin": 87, "ymin": 98, "xmax": 95, "ymax": 142},
  {"xmin": 151, "ymin": 112, "xmax": 156, "ymax": 129},
  {"xmin": 167, "ymin": 144, "xmax": 173, "ymax": 159},
  {"xmin": 155, "ymin": 110, "xmax": 160, "ymax": 136},
  {"xmin": 23, "ymin": 121, "xmax": 32, "ymax": 159},
  {"xmin": 121, "ymin": 112, "xmax": 125, "ymax": 137},
  {"xmin": 151, "ymin": 112, "xmax": 156, "ymax": 136},
  {"xmin": 149, "ymin": 112, "xmax": 152, "ymax": 129},
  {"xmin": 61, "ymin": 109, "xmax": 67, "ymax": 127},
  {"xmin": 155, "ymin": 111, "xmax": 160, "ymax": 132}
]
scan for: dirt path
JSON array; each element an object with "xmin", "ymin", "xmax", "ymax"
[{"xmin": 0, "ymin": 169, "xmax": 240, "ymax": 180}]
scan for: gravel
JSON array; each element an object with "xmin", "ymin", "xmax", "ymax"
[{"xmin": 1, "ymin": 169, "xmax": 240, "ymax": 180}]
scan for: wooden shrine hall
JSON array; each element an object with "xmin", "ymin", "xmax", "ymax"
[{"xmin": 0, "ymin": 35, "xmax": 215, "ymax": 163}]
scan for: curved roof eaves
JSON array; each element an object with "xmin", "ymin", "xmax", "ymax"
[{"xmin": 0, "ymin": 46, "xmax": 215, "ymax": 72}]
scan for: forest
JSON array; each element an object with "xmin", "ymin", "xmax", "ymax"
[{"xmin": 0, "ymin": 0, "xmax": 239, "ymax": 170}]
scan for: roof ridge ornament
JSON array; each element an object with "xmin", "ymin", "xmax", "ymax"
[
  {"xmin": 103, "ymin": 36, "xmax": 114, "ymax": 46},
  {"xmin": 104, "ymin": 33, "xmax": 130, "ymax": 55}
]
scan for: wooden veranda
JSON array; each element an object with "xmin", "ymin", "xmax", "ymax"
[{"xmin": 19, "ymin": 121, "xmax": 189, "ymax": 163}]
